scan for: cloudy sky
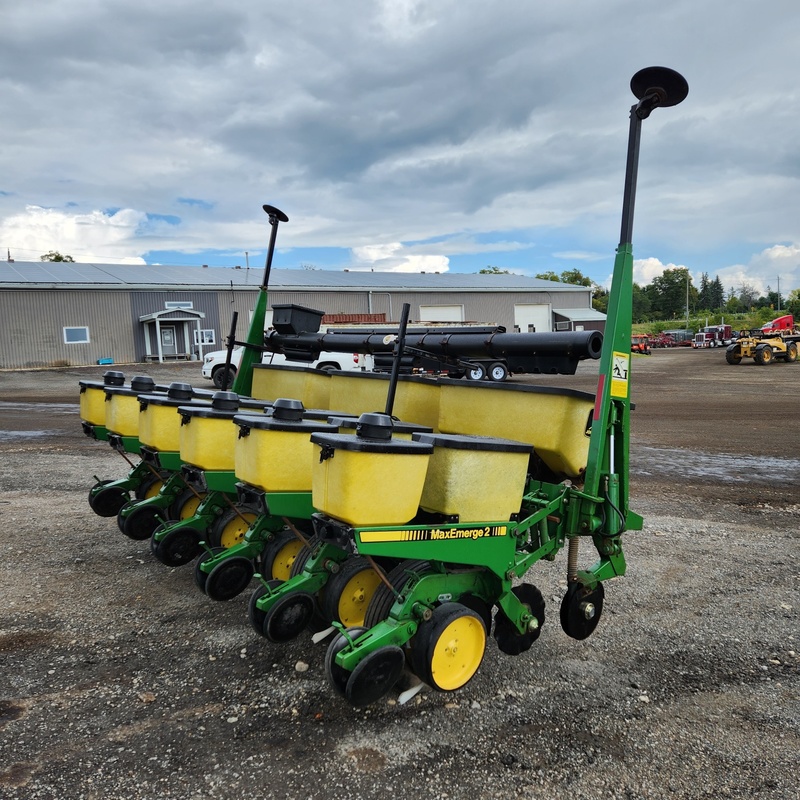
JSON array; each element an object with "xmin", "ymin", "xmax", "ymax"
[{"xmin": 1, "ymin": 1, "xmax": 798, "ymax": 296}]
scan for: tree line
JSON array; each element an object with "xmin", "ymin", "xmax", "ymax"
[{"xmin": 481, "ymin": 265, "xmax": 797, "ymax": 324}]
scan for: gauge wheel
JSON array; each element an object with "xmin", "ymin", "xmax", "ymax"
[
  {"xmin": 345, "ymin": 645, "xmax": 406, "ymax": 707},
  {"xmin": 364, "ymin": 559, "xmax": 430, "ymax": 628},
  {"xmin": 560, "ymin": 580, "xmax": 604, "ymax": 641},
  {"xmin": 121, "ymin": 505, "xmax": 165, "ymax": 541},
  {"xmin": 169, "ymin": 488, "xmax": 205, "ymax": 521},
  {"xmin": 205, "ymin": 557, "xmax": 256, "ymax": 601},
  {"xmin": 88, "ymin": 481, "xmax": 128, "ymax": 517},
  {"xmin": 488, "ymin": 361, "xmax": 509, "ymax": 382},
  {"xmin": 465, "ymin": 363, "xmax": 486, "ymax": 381},
  {"xmin": 261, "ymin": 528, "xmax": 305, "ymax": 582},
  {"xmin": 151, "ymin": 526, "xmax": 203, "ymax": 566},
  {"xmin": 194, "ymin": 547, "xmax": 225, "ymax": 594},
  {"xmin": 325, "ymin": 626, "xmax": 369, "ymax": 698},
  {"xmin": 134, "ymin": 471, "xmax": 168, "ymax": 501},
  {"xmin": 207, "ymin": 507, "xmax": 258, "ymax": 550},
  {"xmin": 410, "ymin": 602, "xmax": 486, "ymax": 692},
  {"xmin": 493, "ymin": 583, "xmax": 546, "ymax": 656},
  {"xmin": 321, "ymin": 557, "xmax": 383, "ymax": 627}
]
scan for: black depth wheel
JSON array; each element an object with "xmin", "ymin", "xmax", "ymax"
[
  {"xmin": 194, "ymin": 547, "xmax": 225, "ymax": 593},
  {"xmin": 205, "ymin": 557, "xmax": 255, "ymax": 602},
  {"xmin": 88, "ymin": 482, "xmax": 129, "ymax": 517},
  {"xmin": 152, "ymin": 526, "xmax": 203, "ymax": 566},
  {"xmin": 263, "ymin": 592, "xmax": 316, "ymax": 643},
  {"xmin": 261, "ymin": 528, "xmax": 304, "ymax": 582},
  {"xmin": 248, "ymin": 581, "xmax": 281, "ymax": 636},
  {"xmin": 410, "ymin": 602, "xmax": 486, "ymax": 692},
  {"xmin": 493, "ymin": 583, "xmax": 546, "ymax": 656},
  {"xmin": 322, "ymin": 557, "xmax": 383, "ymax": 627},
  {"xmin": 560, "ymin": 581, "xmax": 604, "ymax": 641},
  {"xmin": 325, "ymin": 626, "xmax": 368, "ymax": 698},
  {"xmin": 122, "ymin": 505, "xmax": 165, "ymax": 541},
  {"xmin": 345, "ymin": 646, "xmax": 406, "ymax": 707}
]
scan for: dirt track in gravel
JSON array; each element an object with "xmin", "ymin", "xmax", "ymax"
[{"xmin": 0, "ymin": 350, "xmax": 798, "ymax": 800}]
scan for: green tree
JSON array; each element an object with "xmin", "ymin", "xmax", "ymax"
[
  {"xmin": 709, "ymin": 276, "xmax": 725, "ymax": 310},
  {"xmin": 479, "ymin": 265, "xmax": 511, "ymax": 274},
  {"xmin": 534, "ymin": 270, "xmax": 560, "ymax": 281},
  {"xmin": 632, "ymin": 283, "xmax": 651, "ymax": 322},
  {"xmin": 40, "ymin": 251, "xmax": 75, "ymax": 262},
  {"xmin": 698, "ymin": 272, "xmax": 710, "ymax": 309},
  {"xmin": 649, "ymin": 267, "xmax": 693, "ymax": 318}
]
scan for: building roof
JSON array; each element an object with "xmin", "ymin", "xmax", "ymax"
[
  {"xmin": 0, "ymin": 261, "xmax": 591, "ymax": 293},
  {"xmin": 553, "ymin": 307, "xmax": 608, "ymax": 321}
]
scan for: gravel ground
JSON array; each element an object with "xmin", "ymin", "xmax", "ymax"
[{"xmin": 0, "ymin": 350, "xmax": 798, "ymax": 800}]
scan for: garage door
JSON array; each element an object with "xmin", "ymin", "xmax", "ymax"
[
  {"xmin": 514, "ymin": 304, "xmax": 551, "ymax": 333},
  {"xmin": 418, "ymin": 304, "xmax": 464, "ymax": 322}
]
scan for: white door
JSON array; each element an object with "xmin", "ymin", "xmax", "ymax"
[
  {"xmin": 514, "ymin": 304, "xmax": 551, "ymax": 333},
  {"xmin": 160, "ymin": 326, "xmax": 177, "ymax": 355},
  {"xmin": 418, "ymin": 304, "xmax": 464, "ymax": 322}
]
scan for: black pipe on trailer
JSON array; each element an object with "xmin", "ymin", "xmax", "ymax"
[{"xmin": 262, "ymin": 327, "xmax": 603, "ymax": 375}]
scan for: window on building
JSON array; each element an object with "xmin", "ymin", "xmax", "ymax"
[
  {"xmin": 64, "ymin": 326, "xmax": 90, "ymax": 344},
  {"xmin": 193, "ymin": 329, "xmax": 216, "ymax": 345},
  {"xmin": 165, "ymin": 301, "xmax": 193, "ymax": 309}
]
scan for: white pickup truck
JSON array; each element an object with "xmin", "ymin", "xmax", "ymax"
[{"xmin": 201, "ymin": 347, "xmax": 371, "ymax": 388}]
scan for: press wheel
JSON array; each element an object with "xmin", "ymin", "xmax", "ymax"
[
  {"xmin": 121, "ymin": 504, "xmax": 164, "ymax": 541},
  {"xmin": 560, "ymin": 581, "xmax": 604, "ymax": 640},
  {"xmin": 262, "ymin": 591, "xmax": 316, "ymax": 643},
  {"xmin": 170, "ymin": 488, "xmax": 205, "ymax": 521},
  {"xmin": 410, "ymin": 602, "xmax": 486, "ymax": 692},
  {"xmin": 134, "ymin": 472, "xmax": 167, "ymax": 501},
  {"xmin": 88, "ymin": 481, "xmax": 128, "ymax": 517},
  {"xmin": 260, "ymin": 528, "xmax": 305, "ymax": 582},
  {"xmin": 345, "ymin": 645, "xmax": 405, "ymax": 707},
  {"xmin": 325, "ymin": 626, "xmax": 368, "ymax": 698},
  {"xmin": 151, "ymin": 526, "xmax": 203, "ymax": 566},
  {"xmin": 194, "ymin": 547, "xmax": 225, "ymax": 593},
  {"xmin": 493, "ymin": 583, "xmax": 545, "ymax": 656},
  {"xmin": 322, "ymin": 557, "xmax": 382, "ymax": 627},
  {"xmin": 207, "ymin": 507, "xmax": 258, "ymax": 550},
  {"xmin": 205, "ymin": 557, "xmax": 255, "ymax": 601}
]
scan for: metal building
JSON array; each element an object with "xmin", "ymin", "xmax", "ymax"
[{"xmin": 0, "ymin": 261, "xmax": 603, "ymax": 369}]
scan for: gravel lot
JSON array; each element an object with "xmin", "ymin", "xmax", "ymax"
[{"xmin": 0, "ymin": 350, "xmax": 798, "ymax": 800}]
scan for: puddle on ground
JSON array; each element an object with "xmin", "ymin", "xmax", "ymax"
[
  {"xmin": 632, "ymin": 445, "xmax": 800, "ymax": 483},
  {"xmin": 0, "ymin": 401, "xmax": 79, "ymax": 415},
  {"xmin": 0, "ymin": 430, "xmax": 58, "ymax": 441}
]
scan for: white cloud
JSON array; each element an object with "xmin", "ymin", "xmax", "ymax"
[
  {"xmin": 0, "ymin": 206, "xmax": 147, "ymax": 264},
  {"xmin": 350, "ymin": 242, "xmax": 450, "ymax": 273}
]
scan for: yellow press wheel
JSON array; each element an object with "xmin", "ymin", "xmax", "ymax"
[
  {"xmin": 322, "ymin": 556, "xmax": 383, "ymax": 627},
  {"xmin": 411, "ymin": 602, "xmax": 487, "ymax": 692},
  {"xmin": 170, "ymin": 488, "xmax": 206, "ymax": 521},
  {"xmin": 208, "ymin": 507, "xmax": 258, "ymax": 549},
  {"xmin": 135, "ymin": 472, "xmax": 167, "ymax": 501},
  {"xmin": 260, "ymin": 528, "xmax": 305, "ymax": 582}
]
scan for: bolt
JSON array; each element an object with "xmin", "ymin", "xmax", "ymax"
[
  {"xmin": 527, "ymin": 618, "xmax": 539, "ymax": 633},
  {"xmin": 580, "ymin": 602, "xmax": 596, "ymax": 620}
]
